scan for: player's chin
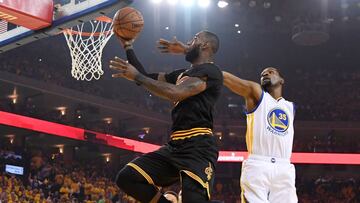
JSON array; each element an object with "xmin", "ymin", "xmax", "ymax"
[
  {"xmin": 260, "ymin": 81, "xmax": 268, "ymax": 86},
  {"xmin": 261, "ymin": 83, "xmax": 271, "ymax": 90}
]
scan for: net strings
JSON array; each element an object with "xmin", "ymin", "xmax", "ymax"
[{"xmin": 63, "ymin": 20, "xmax": 113, "ymax": 81}]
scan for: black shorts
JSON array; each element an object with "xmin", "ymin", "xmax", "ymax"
[{"xmin": 127, "ymin": 134, "xmax": 218, "ymax": 199}]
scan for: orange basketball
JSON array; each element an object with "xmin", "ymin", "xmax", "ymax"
[{"xmin": 113, "ymin": 7, "xmax": 144, "ymax": 40}]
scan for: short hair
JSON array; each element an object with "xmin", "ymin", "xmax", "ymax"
[
  {"xmin": 263, "ymin": 67, "xmax": 284, "ymax": 79},
  {"xmin": 202, "ymin": 31, "xmax": 220, "ymax": 53}
]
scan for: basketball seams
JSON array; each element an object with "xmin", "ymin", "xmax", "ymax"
[
  {"xmin": 117, "ymin": 19, "xmax": 144, "ymax": 25},
  {"xmin": 114, "ymin": 27, "xmax": 140, "ymax": 33},
  {"xmin": 117, "ymin": 9, "xmax": 135, "ymax": 21}
]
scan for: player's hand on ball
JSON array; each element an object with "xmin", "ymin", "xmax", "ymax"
[
  {"xmin": 110, "ymin": 57, "xmax": 139, "ymax": 81},
  {"xmin": 157, "ymin": 36, "xmax": 189, "ymax": 55},
  {"xmin": 114, "ymin": 34, "xmax": 135, "ymax": 49}
]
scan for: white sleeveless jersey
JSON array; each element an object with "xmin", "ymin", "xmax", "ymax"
[{"xmin": 245, "ymin": 91, "xmax": 295, "ymax": 159}]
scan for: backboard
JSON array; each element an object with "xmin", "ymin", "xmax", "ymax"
[{"xmin": 0, "ymin": 0, "xmax": 132, "ymax": 53}]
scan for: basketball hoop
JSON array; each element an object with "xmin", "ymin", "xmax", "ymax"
[{"xmin": 63, "ymin": 16, "xmax": 113, "ymax": 81}]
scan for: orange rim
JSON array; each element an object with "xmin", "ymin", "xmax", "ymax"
[{"xmin": 63, "ymin": 16, "xmax": 113, "ymax": 37}]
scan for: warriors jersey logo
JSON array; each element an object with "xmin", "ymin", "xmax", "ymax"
[{"xmin": 267, "ymin": 108, "xmax": 289, "ymax": 132}]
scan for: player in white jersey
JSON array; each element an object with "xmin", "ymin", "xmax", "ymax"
[{"xmin": 223, "ymin": 67, "xmax": 297, "ymax": 203}]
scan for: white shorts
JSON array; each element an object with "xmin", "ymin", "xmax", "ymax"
[{"xmin": 240, "ymin": 154, "xmax": 298, "ymax": 203}]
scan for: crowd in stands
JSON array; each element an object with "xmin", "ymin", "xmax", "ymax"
[
  {"xmin": 0, "ymin": 145, "xmax": 128, "ymax": 203},
  {"xmin": 285, "ymin": 68, "xmax": 360, "ymax": 121},
  {"xmin": 1, "ymin": 144, "xmax": 360, "ymax": 203},
  {"xmin": 296, "ymin": 172, "xmax": 360, "ymax": 203}
]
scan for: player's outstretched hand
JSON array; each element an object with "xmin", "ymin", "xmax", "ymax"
[
  {"xmin": 157, "ymin": 37, "xmax": 188, "ymax": 55},
  {"xmin": 110, "ymin": 56, "xmax": 139, "ymax": 81}
]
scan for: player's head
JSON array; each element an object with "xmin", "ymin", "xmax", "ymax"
[
  {"xmin": 185, "ymin": 30, "xmax": 219, "ymax": 63},
  {"xmin": 260, "ymin": 67, "xmax": 284, "ymax": 92}
]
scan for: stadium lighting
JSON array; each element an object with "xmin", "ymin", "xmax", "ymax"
[
  {"xmin": 274, "ymin": 16, "xmax": 282, "ymax": 22},
  {"xmin": 167, "ymin": 0, "xmax": 178, "ymax": 5},
  {"xmin": 56, "ymin": 107, "xmax": 67, "ymax": 116},
  {"xmin": 341, "ymin": 2, "xmax": 349, "ymax": 9},
  {"xmin": 234, "ymin": 23, "xmax": 239, "ymax": 27},
  {"xmin": 217, "ymin": 1, "xmax": 228, "ymax": 8},
  {"xmin": 263, "ymin": 2, "xmax": 271, "ymax": 9},
  {"xmin": 8, "ymin": 88, "xmax": 18, "ymax": 104},
  {"xmin": 249, "ymin": 0, "xmax": 256, "ymax": 8},
  {"xmin": 198, "ymin": 0, "xmax": 210, "ymax": 8},
  {"xmin": 181, "ymin": 0, "xmax": 194, "ymax": 7},
  {"xmin": 57, "ymin": 145, "xmax": 64, "ymax": 154},
  {"xmin": 151, "ymin": 0, "xmax": 163, "ymax": 4}
]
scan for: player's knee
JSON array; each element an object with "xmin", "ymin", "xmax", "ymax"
[
  {"xmin": 115, "ymin": 165, "xmax": 133, "ymax": 189},
  {"xmin": 116, "ymin": 165, "xmax": 147, "ymax": 189}
]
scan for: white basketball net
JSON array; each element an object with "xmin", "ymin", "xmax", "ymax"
[{"xmin": 63, "ymin": 18, "xmax": 113, "ymax": 81}]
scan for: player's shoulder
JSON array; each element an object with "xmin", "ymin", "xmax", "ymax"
[
  {"xmin": 282, "ymin": 97, "xmax": 294, "ymax": 105},
  {"xmin": 195, "ymin": 62, "xmax": 221, "ymax": 71},
  {"xmin": 193, "ymin": 63, "xmax": 222, "ymax": 77},
  {"xmin": 170, "ymin": 68, "xmax": 187, "ymax": 74},
  {"xmin": 281, "ymin": 98, "xmax": 296, "ymax": 112}
]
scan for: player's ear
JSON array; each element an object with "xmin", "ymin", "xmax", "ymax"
[
  {"xmin": 280, "ymin": 78, "xmax": 285, "ymax": 85},
  {"xmin": 200, "ymin": 42, "xmax": 210, "ymax": 50}
]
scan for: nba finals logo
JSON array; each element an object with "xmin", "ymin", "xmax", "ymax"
[{"xmin": 266, "ymin": 108, "xmax": 289, "ymax": 136}]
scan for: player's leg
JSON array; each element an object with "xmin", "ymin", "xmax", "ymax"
[
  {"xmin": 174, "ymin": 135, "xmax": 219, "ymax": 202},
  {"xmin": 240, "ymin": 159, "xmax": 271, "ymax": 203},
  {"xmin": 268, "ymin": 163, "xmax": 297, "ymax": 203},
  {"xmin": 116, "ymin": 146, "xmax": 179, "ymax": 203},
  {"xmin": 116, "ymin": 165, "xmax": 170, "ymax": 202},
  {"xmin": 181, "ymin": 172, "xmax": 222, "ymax": 203}
]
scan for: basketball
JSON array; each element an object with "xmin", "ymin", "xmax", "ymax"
[{"xmin": 113, "ymin": 7, "xmax": 144, "ymax": 40}]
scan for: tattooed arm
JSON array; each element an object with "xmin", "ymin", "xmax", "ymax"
[{"xmin": 110, "ymin": 56, "xmax": 206, "ymax": 102}]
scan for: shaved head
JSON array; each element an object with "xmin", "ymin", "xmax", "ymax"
[{"xmin": 200, "ymin": 31, "xmax": 220, "ymax": 54}]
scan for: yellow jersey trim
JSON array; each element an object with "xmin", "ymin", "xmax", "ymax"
[
  {"xmin": 172, "ymin": 127, "xmax": 212, "ymax": 134},
  {"xmin": 181, "ymin": 170, "xmax": 211, "ymax": 199},
  {"xmin": 171, "ymin": 133, "xmax": 212, "ymax": 140},
  {"xmin": 171, "ymin": 128, "xmax": 212, "ymax": 140},
  {"xmin": 127, "ymin": 163, "xmax": 155, "ymax": 185},
  {"xmin": 172, "ymin": 129, "xmax": 212, "ymax": 137},
  {"xmin": 246, "ymin": 113, "xmax": 254, "ymax": 154},
  {"xmin": 240, "ymin": 162, "xmax": 246, "ymax": 203}
]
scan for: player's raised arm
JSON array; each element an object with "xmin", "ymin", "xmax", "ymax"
[
  {"xmin": 115, "ymin": 36, "xmax": 167, "ymax": 82},
  {"xmin": 110, "ymin": 57, "xmax": 206, "ymax": 102},
  {"xmin": 157, "ymin": 37, "xmax": 189, "ymax": 55},
  {"xmin": 223, "ymin": 71, "xmax": 263, "ymax": 111}
]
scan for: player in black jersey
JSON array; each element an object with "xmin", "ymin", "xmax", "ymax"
[{"xmin": 110, "ymin": 31, "xmax": 223, "ymax": 203}]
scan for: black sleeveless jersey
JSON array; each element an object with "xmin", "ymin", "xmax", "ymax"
[{"xmin": 165, "ymin": 63, "xmax": 223, "ymax": 132}]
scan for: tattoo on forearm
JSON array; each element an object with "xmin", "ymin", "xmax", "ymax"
[
  {"xmin": 135, "ymin": 74, "xmax": 178, "ymax": 101},
  {"xmin": 135, "ymin": 74, "xmax": 204, "ymax": 102}
]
